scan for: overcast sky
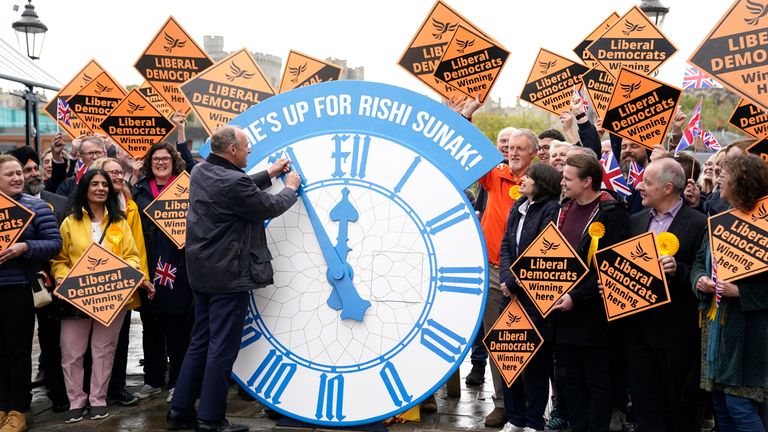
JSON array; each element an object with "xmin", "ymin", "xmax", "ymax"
[{"xmin": 2, "ymin": 0, "xmax": 724, "ymax": 106}]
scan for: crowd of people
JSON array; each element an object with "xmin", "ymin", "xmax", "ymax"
[{"xmin": 0, "ymin": 91, "xmax": 766, "ymax": 432}]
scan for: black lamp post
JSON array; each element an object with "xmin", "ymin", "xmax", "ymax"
[
  {"xmin": 12, "ymin": 0, "xmax": 48, "ymax": 151},
  {"xmin": 639, "ymin": 0, "xmax": 670, "ymax": 28}
]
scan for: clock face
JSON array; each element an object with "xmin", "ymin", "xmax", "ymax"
[{"xmin": 202, "ymin": 81, "xmax": 501, "ymax": 426}]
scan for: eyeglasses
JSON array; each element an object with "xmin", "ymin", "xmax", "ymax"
[
  {"xmin": 82, "ymin": 151, "xmax": 105, "ymax": 158},
  {"xmin": 106, "ymin": 169, "xmax": 124, "ymax": 177},
  {"xmin": 152, "ymin": 156, "xmax": 172, "ymax": 164}
]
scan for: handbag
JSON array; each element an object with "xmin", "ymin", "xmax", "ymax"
[{"xmin": 31, "ymin": 270, "xmax": 52, "ymax": 308}]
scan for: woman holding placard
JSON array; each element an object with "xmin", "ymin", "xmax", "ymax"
[
  {"xmin": 0, "ymin": 155, "xmax": 61, "ymax": 432},
  {"xmin": 691, "ymin": 153, "xmax": 768, "ymax": 432},
  {"xmin": 498, "ymin": 163, "xmax": 562, "ymax": 432},
  {"xmin": 51, "ymin": 169, "xmax": 152, "ymax": 424}
]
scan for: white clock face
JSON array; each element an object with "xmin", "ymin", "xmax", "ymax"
[{"xmin": 232, "ymin": 133, "xmax": 487, "ymax": 425}]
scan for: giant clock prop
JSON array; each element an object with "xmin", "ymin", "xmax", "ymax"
[{"xmin": 200, "ymin": 81, "xmax": 501, "ymax": 426}]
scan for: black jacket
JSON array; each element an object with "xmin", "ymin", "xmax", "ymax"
[
  {"xmin": 185, "ymin": 154, "xmax": 297, "ymax": 293},
  {"xmin": 554, "ymin": 191, "xmax": 629, "ymax": 347},
  {"xmin": 41, "ymin": 190, "xmax": 68, "ymax": 226},
  {"xmin": 499, "ymin": 197, "xmax": 560, "ymax": 340}
]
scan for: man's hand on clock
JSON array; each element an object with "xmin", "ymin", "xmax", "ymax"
[
  {"xmin": 268, "ymin": 158, "xmax": 292, "ymax": 178},
  {"xmin": 283, "ymin": 171, "xmax": 301, "ymax": 190}
]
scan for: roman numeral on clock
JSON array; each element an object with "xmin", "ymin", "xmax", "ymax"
[
  {"xmin": 436, "ymin": 266, "xmax": 483, "ymax": 295},
  {"xmin": 240, "ymin": 315, "xmax": 262, "ymax": 349},
  {"xmin": 247, "ymin": 349, "xmax": 296, "ymax": 405},
  {"xmin": 379, "ymin": 362, "xmax": 412, "ymax": 407},
  {"xmin": 331, "ymin": 134, "xmax": 370, "ymax": 179},
  {"xmin": 425, "ymin": 203, "xmax": 470, "ymax": 235},
  {"xmin": 420, "ymin": 319, "xmax": 467, "ymax": 362},
  {"xmin": 315, "ymin": 373, "xmax": 345, "ymax": 421}
]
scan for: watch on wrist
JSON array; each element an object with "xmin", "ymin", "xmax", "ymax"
[{"xmin": 575, "ymin": 112, "xmax": 587, "ymax": 120}]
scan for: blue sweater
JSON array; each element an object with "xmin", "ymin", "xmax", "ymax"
[{"xmin": 0, "ymin": 193, "xmax": 62, "ymax": 286}]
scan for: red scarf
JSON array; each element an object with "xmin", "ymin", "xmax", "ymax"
[{"xmin": 149, "ymin": 175, "xmax": 177, "ymax": 198}]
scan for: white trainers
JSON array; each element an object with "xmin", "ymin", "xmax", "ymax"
[
  {"xmin": 499, "ymin": 422, "xmax": 524, "ymax": 432},
  {"xmin": 135, "ymin": 384, "xmax": 162, "ymax": 399},
  {"xmin": 522, "ymin": 428, "xmax": 543, "ymax": 432},
  {"xmin": 166, "ymin": 388, "xmax": 175, "ymax": 403}
]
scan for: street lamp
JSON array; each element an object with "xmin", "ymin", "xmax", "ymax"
[
  {"xmin": 639, "ymin": 0, "xmax": 670, "ymax": 28},
  {"xmin": 12, "ymin": 0, "xmax": 48, "ymax": 60}
]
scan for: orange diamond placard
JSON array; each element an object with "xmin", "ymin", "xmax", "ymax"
[
  {"xmin": 595, "ymin": 231, "xmax": 670, "ymax": 321},
  {"xmin": 55, "ymin": 243, "xmax": 144, "ymax": 327},
  {"xmin": 138, "ymin": 80, "xmax": 174, "ymax": 119},
  {"xmin": 583, "ymin": 66, "xmax": 616, "ymax": 120},
  {"xmin": 510, "ymin": 222, "xmax": 588, "ymax": 317},
  {"xmin": 602, "ymin": 68, "xmax": 681, "ymax": 150},
  {"xmin": 587, "ymin": 6, "xmax": 677, "ymax": 79},
  {"xmin": 747, "ymin": 137, "xmax": 768, "ymax": 160},
  {"xmin": 134, "ymin": 16, "xmax": 214, "ymax": 115},
  {"xmin": 520, "ymin": 49, "xmax": 589, "ymax": 116},
  {"xmin": 729, "ymin": 98, "xmax": 768, "ymax": 139},
  {"xmin": 482, "ymin": 299, "xmax": 543, "ymax": 387},
  {"xmin": 708, "ymin": 196, "xmax": 768, "ymax": 282},
  {"xmin": 100, "ymin": 89, "xmax": 176, "ymax": 158},
  {"xmin": 0, "ymin": 191, "xmax": 35, "ymax": 252},
  {"xmin": 398, "ymin": 1, "xmax": 493, "ymax": 101},
  {"xmin": 44, "ymin": 60, "xmax": 105, "ymax": 139},
  {"xmin": 574, "ymin": 12, "xmax": 621, "ymax": 68},
  {"xmin": 279, "ymin": 50, "xmax": 343, "ymax": 93},
  {"xmin": 142, "ymin": 172, "xmax": 189, "ymax": 249},
  {"xmin": 689, "ymin": 0, "xmax": 768, "ymax": 112},
  {"xmin": 180, "ymin": 49, "xmax": 275, "ymax": 136},
  {"xmin": 67, "ymin": 71, "xmax": 127, "ymax": 136},
  {"xmin": 432, "ymin": 25, "xmax": 509, "ymax": 103}
]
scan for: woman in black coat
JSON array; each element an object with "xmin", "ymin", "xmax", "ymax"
[{"xmin": 498, "ymin": 163, "xmax": 562, "ymax": 432}]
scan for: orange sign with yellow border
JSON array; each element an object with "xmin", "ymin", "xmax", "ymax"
[
  {"xmin": 100, "ymin": 89, "xmax": 175, "ymax": 158},
  {"xmin": 432, "ymin": 25, "xmax": 509, "ymax": 103},
  {"xmin": 138, "ymin": 80, "xmax": 174, "ymax": 119},
  {"xmin": 180, "ymin": 48, "xmax": 275, "ymax": 136},
  {"xmin": 729, "ymin": 98, "xmax": 768, "ymax": 138},
  {"xmin": 689, "ymin": 0, "xmax": 768, "ymax": 112},
  {"xmin": 55, "ymin": 243, "xmax": 144, "ymax": 327},
  {"xmin": 583, "ymin": 66, "xmax": 616, "ymax": 120},
  {"xmin": 279, "ymin": 50, "xmax": 343, "ymax": 93},
  {"xmin": 747, "ymin": 137, "xmax": 768, "ymax": 161},
  {"xmin": 134, "ymin": 16, "xmax": 214, "ymax": 115},
  {"xmin": 142, "ymin": 172, "xmax": 189, "ymax": 249},
  {"xmin": 0, "ymin": 191, "xmax": 35, "ymax": 252},
  {"xmin": 602, "ymin": 68, "xmax": 681, "ymax": 150},
  {"xmin": 586, "ymin": 6, "xmax": 677, "ymax": 78},
  {"xmin": 482, "ymin": 300, "xmax": 543, "ymax": 387},
  {"xmin": 574, "ymin": 12, "xmax": 621, "ymax": 68},
  {"xmin": 708, "ymin": 196, "xmax": 768, "ymax": 282},
  {"xmin": 398, "ymin": 1, "xmax": 492, "ymax": 101},
  {"xmin": 520, "ymin": 49, "xmax": 589, "ymax": 116},
  {"xmin": 44, "ymin": 60, "xmax": 104, "ymax": 139},
  {"xmin": 595, "ymin": 231, "xmax": 670, "ymax": 321},
  {"xmin": 67, "ymin": 71, "xmax": 127, "ymax": 136},
  {"xmin": 510, "ymin": 222, "xmax": 588, "ymax": 317}
]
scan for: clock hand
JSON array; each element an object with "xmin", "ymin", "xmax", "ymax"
[
  {"xmin": 326, "ymin": 187, "xmax": 359, "ymax": 310},
  {"xmin": 285, "ymin": 148, "xmax": 371, "ymax": 321}
]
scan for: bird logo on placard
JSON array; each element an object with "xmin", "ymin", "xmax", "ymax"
[
  {"xmin": 540, "ymin": 238, "xmax": 560, "ymax": 255},
  {"xmin": 87, "ymin": 256, "xmax": 109, "ymax": 271},
  {"xmin": 163, "ymin": 32, "xmax": 187, "ymax": 53},
  {"xmin": 83, "ymin": 73, "xmax": 93, "ymax": 83},
  {"xmin": 630, "ymin": 243, "xmax": 652, "ymax": 262},
  {"xmin": 539, "ymin": 60, "xmax": 557, "ymax": 74},
  {"xmin": 745, "ymin": 0, "xmax": 768, "ymax": 26},
  {"xmin": 751, "ymin": 203, "xmax": 768, "ymax": 222},
  {"xmin": 431, "ymin": 18, "xmax": 458, "ymax": 40},
  {"xmin": 505, "ymin": 312, "xmax": 522, "ymax": 327},
  {"xmin": 289, "ymin": 63, "xmax": 307, "ymax": 83},
  {"xmin": 456, "ymin": 39, "xmax": 475, "ymax": 54},
  {"xmin": 94, "ymin": 82, "xmax": 113, "ymax": 95},
  {"xmin": 621, "ymin": 82, "xmax": 641, "ymax": 99},
  {"xmin": 622, "ymin": 20, "xmax": 646, "ymax": 36},
  {"xmin": 225, "ymin": 62, "xmax": 255, "ymax": 82},
  {"xmin": 126, "ymin": 101, "xmax": 145, "ymax": 114},
  {"xmin": 174, "ymin": 184, "xmax": 189, "ymax": 198}
]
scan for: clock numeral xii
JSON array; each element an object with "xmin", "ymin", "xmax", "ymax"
[{"xmin": 331, "ymin": 134, "xmax": 370, "ymax": 179}]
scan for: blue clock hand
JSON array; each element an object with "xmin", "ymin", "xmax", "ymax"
[
  {"xmin": 327, "ymin": 187, "xmax": 359, "ymax": 310},
  {"xmin": 286, "ymin": 149, "xmax": 371, "ymax": 321}
]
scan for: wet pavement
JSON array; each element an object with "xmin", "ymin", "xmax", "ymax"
[{"xmin": 28, "ymin": 314, "xmax": 498, "ymax": 431}]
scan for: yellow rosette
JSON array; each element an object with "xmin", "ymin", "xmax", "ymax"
[
  {"xmin": 509, "ymin": 185, "xmax": 521, "ymax": 200},
  {"xmin": 106, "ymin": 225, "xmax": 123, "ymax": 253},
  {"xmin": 656, "ymin": 232, "xmax": 680, "ymax": 257},
  {"xmin": 587, "ymin": 222, "xmax": 605, "ymax": 267}
]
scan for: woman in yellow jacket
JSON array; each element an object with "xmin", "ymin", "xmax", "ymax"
[
  {"xmin": 90, "ymin": 157, "xmax": 150, "ymax": 406},
  {"xmin": 51, "ymin": 169, "xmax": 153, "ymax": 424}
]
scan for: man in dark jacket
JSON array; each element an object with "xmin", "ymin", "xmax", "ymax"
[{"xmin": 167, "ymin": 126, "xmax": 300, "ymax": 432}]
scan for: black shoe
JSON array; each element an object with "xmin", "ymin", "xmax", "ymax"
[
  {"xmin": 465, "ymin": 361, "xmax": 485, "ymax": 386},
  {"xmin": 167, "ymin": 408, "xmax": 198, "ymax": 430},
  {"xmin": 108, "ymin": 387, "xmax": 139, "ymax": 406},
  {"xmin": 264, "ymin": 407, "xmax": 282, "ymax": 420},
  {"xmin": 196, "ymin": 418, "xmax": 249, "ymax": 432}
]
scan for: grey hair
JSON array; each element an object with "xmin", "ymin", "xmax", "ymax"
[
  {"xmin": 80, "ymin": 135, "xmax": 106, "ymax": 152},
  {"xmin": 655, "ymin": 158, "xmax": 686, "ymax": 193},
  {"xmin": 509, "ymin": 128, "xmax": 539, "ymax": 152},
  {"xmin": 567, "ymin": 145, "xmax": 598, "ymax": 159},
  {"xmin": 211, "ymin": 125, "xmax": 243, "ymax": 153}
]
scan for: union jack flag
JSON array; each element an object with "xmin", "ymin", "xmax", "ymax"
[
  {"xmin": 675, "ymin": 98, "xmax": 703, "ymax": 156},
  {"xmin": 600, "ymin": 152, "xmax": 632, "ymax": 199},
  {"xmin": 574, "ymin": 87, "xmax": 590, "ymax": 113},
  {"xmin": 682, "ymin": 65, "xmax": 715, "ymax": 90},
  {"xmin": 702, "ymin": 129, "xmax": 721, "ymax": 151},
  {"xmin": 74, "ymin": 159, "xmax": 87, "ymax": 183},
  {"xmin": 56, "ymin": 98, "xmax": 71, "ymax": 126},
  {"xmin": 628, "ymin": 160, "xmax": 644, "ymax": 186},
  {"xmin": 154, "ymin": 257, "xmax": 177, "ymax": 289}
]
